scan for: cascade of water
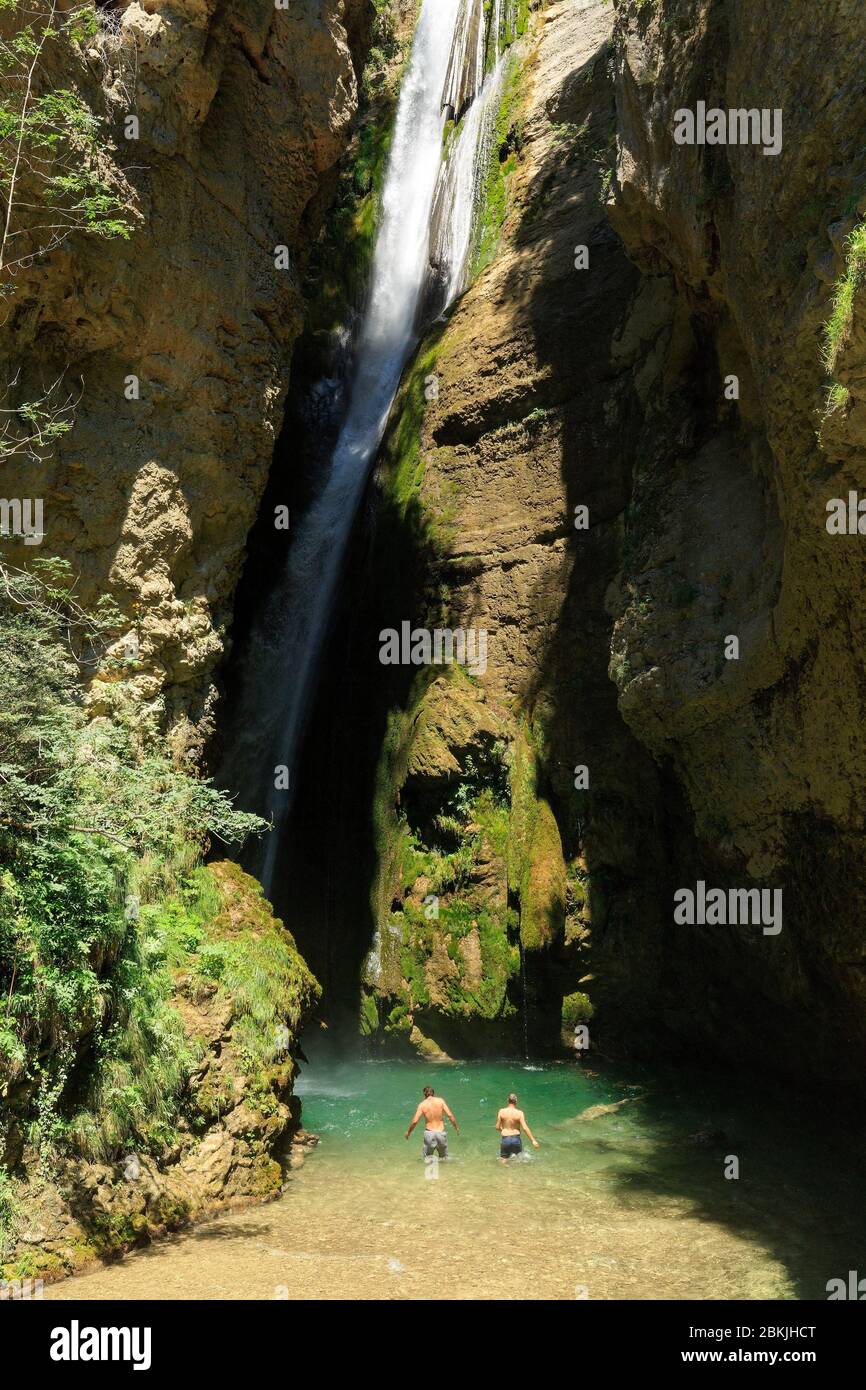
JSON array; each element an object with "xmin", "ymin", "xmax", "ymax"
[
  {"xmin": 520, "ymin": 940, "xmax": 529, "ymax": 1061},
  {"xmin": 224, "ymin": 0, "xmax": 508, "ymax": 894},
  {"xmin": 441, "ymin": 0, "xmax": 486, "ymax": 120},
  {"xmin": 431, "ymin": 54, "xmax": 506, "ymax": 305}
]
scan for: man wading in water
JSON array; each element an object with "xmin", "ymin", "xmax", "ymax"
[
  {"xmin": 405, "ymin": 1085, "xmax": 459, "ymax": 1160},
  {"xmin": 496, "ymin": 1092, "xmax": 540, "ymax": 1163}
]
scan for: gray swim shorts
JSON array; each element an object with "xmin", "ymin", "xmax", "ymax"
[{"xmin": 422, "ymin": 1129, "xmax": 448, "ymax": 1159}]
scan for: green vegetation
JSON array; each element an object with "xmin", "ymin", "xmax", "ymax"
[
  {"xmin": 1, "ymin": 0, "xmax": 134, "ymax": 465},
  {"xmin": 610, "ymin": 651, "xmax": 632, "ymax": 686},
  {"xmin": 470, "ymin": 52, "xmax": 524, "ymax": 281},
  {"xmin": 366, "ymin": 682, "xmax": 578, "ymax": 1049},
  {"xmin": 365, "ymin": 671, "xmax": 518, "ymax": 1041},
  {"xmin": 384, "ymin": 343, "xmax": 441, "ymax": 521},
  {"xmin": 373, "ymin": 320, "xmax": 459, "ymax": 569},
  {"xmin": 822, "ymin": 221, "xmax": 866, "ymax": 372},
  {"xmin": 824, "ymin": 381, "xmax": 850, "ymax": 415},
  {"xmin": 821, "ymin": 220, "xmax": 866, "ymax": 420},
  {"xmin": 561, "ymin": 991, "xmax": 594, "ymax": 1031},
  {"xmin": 303, "ymin": 0, "xmax": 409, "ymax": 338},
  {"xmin": 0, "ymin": 559, "xmax": 267, "ymax": 1172},
  {"xmin": 508, "ymin": 728, "xmax": 567, "ymax": 951},
  {"xmin": 0, "ymin": 0, "xmax": 132, "ymax": 288},
  {"xmin": 504, "ymin": 0, "xmax": 531, "ymax": 46}
]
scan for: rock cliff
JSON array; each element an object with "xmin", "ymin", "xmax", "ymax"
[
  {"xmin": 1, "ymin": 862, "xmax": 319, "ymax": 1287},
  {"xmin": 604, "ymin": 0, "xmax": 866, "ymax": 1083},
  {"xmin": 1, "ymin": 0, "xmax": 368, "ymax": 740},
  {"xmin": 312, "ymin": 0, "xmax": 866, "ymax": 1086},
  {"xmin": 7, "ymin": 0, "xmax": 866, "ymax": 1109}
]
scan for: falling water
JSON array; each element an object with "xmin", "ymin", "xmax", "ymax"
[
  {"xmin": 430, "ymin": 57, "xmax": 505, "ymax": 304},
  {"xmin": 224, "ymin": 0, "xmax": 509, "ymax": 893},
  {"xmin": 520, "ymin": 940, "xmax": 529, "ymax": 1061}
]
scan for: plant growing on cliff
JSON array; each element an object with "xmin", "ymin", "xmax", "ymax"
[
  {"xmin": 0, "ymin": 1, "xmax": 135, "ymax": 466},
  {"xmin": 0, "ymin": 0, "xmax": 131, "ymax": 288},
  {"xmin": 0, "ymin": 368, "xmax": 79, "ymax": 463},
  {"xmin": 0, "ymin": 558, "xmax": 265, "ymax": 1158},
  {"xmin": 822, "ymin": 220, "xmax": 866, "ymax": 368}
]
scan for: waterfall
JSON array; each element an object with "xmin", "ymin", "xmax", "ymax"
[
  {"xmin": 430, "ymin": 55, "xmax": 506, "ymax": 304},
  {"xmin": 441, "ymin": 0, "xmax": 486, "ymax": 121},
  {"xmin": 520, "ymin": 940, "xmax": 529, "ymax": 1062},
  {"xmin": 224, "ymin": 0, "xmax": 509, "ymax": 894}
]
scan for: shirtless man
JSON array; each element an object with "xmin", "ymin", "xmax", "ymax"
[
  {"xmin": 405, "ymin": 1085, "xmax": 459, "ymax": 1160},
  {"xmin": 496, "ymin": 1092, "xmax": 540, "ymax": 1163}
]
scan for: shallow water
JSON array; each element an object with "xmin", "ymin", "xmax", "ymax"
[{"xmin": 48, "ymin": 1058, "xmax": 864, "ymax": 1301}]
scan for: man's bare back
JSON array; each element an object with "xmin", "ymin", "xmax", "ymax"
[
  {"xmin": 405, "ymin": 1087, "xmax": 459, "ymax": 1159},
  {"xmin": 495, "ymin": 1092, "xmax": 539, "ymax": 1162},
  {"xmin": 497, "ymin": 1103, "xmax": 524, "ymax": 1136},
  {"xmin": 417, "ymin": 1096, "xmax": 448, "ymax": 1129}
]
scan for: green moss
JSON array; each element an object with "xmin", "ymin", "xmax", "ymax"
[
  {"xmin": 66, "ymin": 861, "xmax": 318, "ymax": 1163},
  {"xmin": 520, "ymin": 799, "xmax": 567, "ymax": 950},
  {"xmin": 369, "ymin": 697, "xmax": 567, "ymax": 1039},
  {"xmin": 368, "ymin": 675, "xmax": 519, "ymax": 1040},
  {"xmin": 475, "ymin": 788, "xmax": 510, "ymax": 861},
  {"xmin": 507, "ymin": 724, "xmax": 539, "ymax": 891},
  {"xmin": 470, "ymin": 52, "xmax": 525, "ymax": 280},
  {"xmin": 504, "ymin": 0, "xmax": 531, "ymax": 45},
  {"xmin": 821, "ymin": 220, "xmax": 866, "ymax": 416},
  {"xmin": 472, "ymin": 911, "xmax": 515, "ymax": 1017},
  {"xmin": 303, "ymin": 1, "xmax": 415, "ymax": 337},
  {"xmin": 305, "ymin": 112, "xmax": 396, "ymax": 337},
  {"xmin": 508, "ymin": 725, "xmax": 566, "ymax": 950},
  {"xmin": 360, "ymin": 990, "xmax": 380, "ymax": 1037},
  {"xmin": 400, "ymin": 938, "xmax": 431, "ymax": 1010},
  {"xmin": 375, "ymin": 333, "xmax": 461, "ymax": 559}
]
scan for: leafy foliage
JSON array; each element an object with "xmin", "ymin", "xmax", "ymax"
[
  {"xmin": 0, "ymin": 0, "xmax": 132, "ymax": 286},
  {"xmin": 0, "ymin": 559, "xmax": 265, "ymax": 1159}
]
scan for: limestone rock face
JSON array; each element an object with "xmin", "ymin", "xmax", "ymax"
[
  {"xmin": 358, "ymin": 0, "xmax": 654, "ymax": 1059},
  {"xmin": 1, "ymin": 0, "xmax": 367, "ymax": 735},
  {"xmin": 603, "ymin": 0, "xmax": 866, "ymax": 1080},
  {"xmin": 361, "ymin": 0, "xmax": 866, "ymax": 1085}
]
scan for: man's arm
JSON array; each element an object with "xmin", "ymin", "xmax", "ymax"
[
  {"xmin": 405, "ymin": 1104, "xmax": 424, "ymax": 1139},
  {"xmin": 495, "ymin": 1109, "xmax": 504, "ymax": 1132},
  {"xmin": 443, "ymin": 1101, "xmax": 460, "ymax": 1135},
  {"xmin": 519, "ymin": 1112, "xmax": 540, "ymax": 1148}
]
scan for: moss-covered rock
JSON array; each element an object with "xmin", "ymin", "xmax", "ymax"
[
  {"xmin": 362, "ymin": 656, "xmax": 582, "ymax": 1056},
  {"xmin": 520, "ymin": 799, "xmax": 567, "ymax": 951},
  {"xmin": 0, "ymin": 861, "xmax": 319, "ymax": 1289}
]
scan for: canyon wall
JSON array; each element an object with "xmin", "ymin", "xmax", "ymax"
[
  {"xmin": 605, "ymin": 0, "xmax": 866, "ymax": 1082},
  {"xmin": 343, "ymin": 0, "xmax": 866, "ymax": 1086},
  {"xmin": 1, "ymin": 0, "xmax": 369, "ymax": 740},
  {"xmin": 336, "ymin": 0, "xmax": 668, "ymax": 1059},
  {"xmin": 0, "ymin": 0, "xmax": 369, "ymax": 1285},
  {"xmin": 6, "ymin": 0, "xmax": 866, "ymax": 1090}
]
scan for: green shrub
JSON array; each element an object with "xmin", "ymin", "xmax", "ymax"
[
  {"xmin": 562, "ymin": 991, "xmax": 594, "ymax": 1031},
  {"xmin": 0, "ymin": 560, "xmax": 265, "ymax": 1159}
]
